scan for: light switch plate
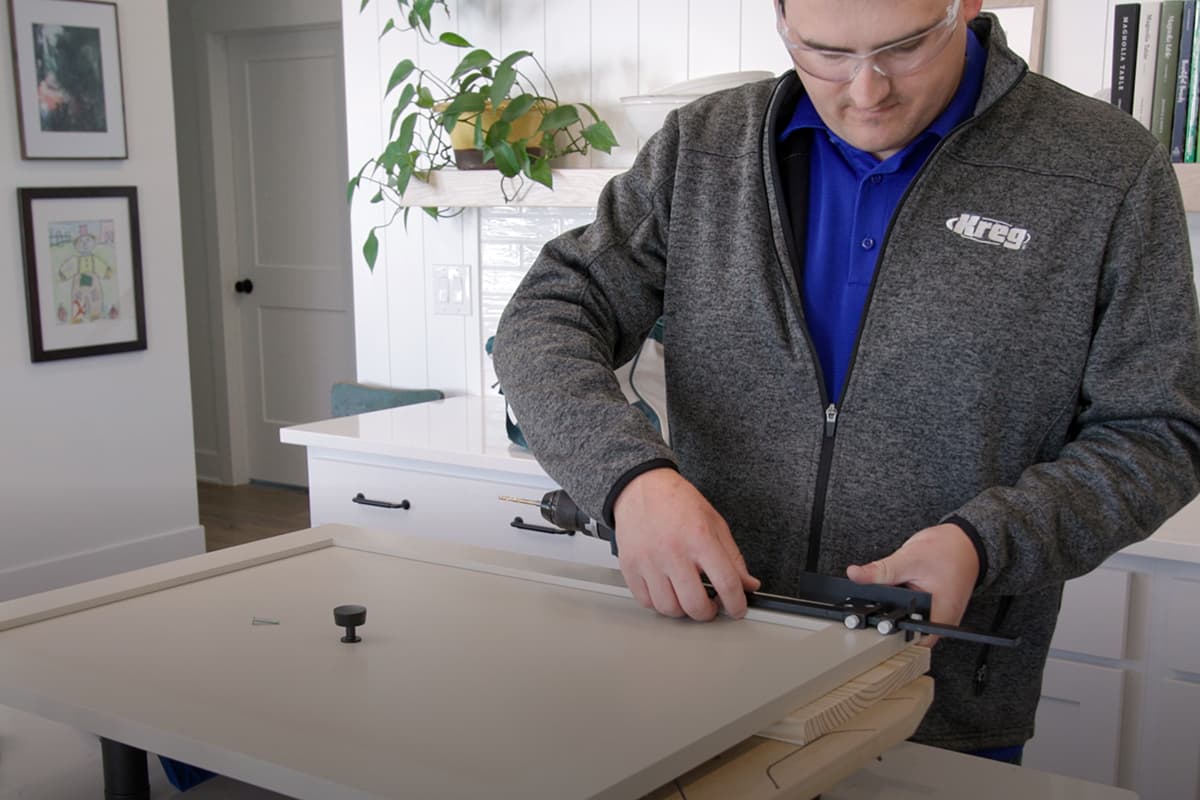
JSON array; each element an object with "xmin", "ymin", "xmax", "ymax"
[{"xmin": 432, "ymin": 264, "xmax": 471, "ymax": 316}]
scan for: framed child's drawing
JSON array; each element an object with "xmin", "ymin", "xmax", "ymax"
[
  {"xmin": 6, "ymin": 0, "xmax": 128, "ymax": 158},
  {"xmin": 18, "ymin": 186, "xmax": 146, "ymax": 362}
]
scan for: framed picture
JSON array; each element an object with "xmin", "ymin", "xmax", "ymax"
[
  {"xmin": 18, "ymin": 186, "xmax": 146, "ymax": 362},
  {"xmin": 983, "ymin": 0, "xmax": 1046, "ymax": 72},
  {"xmin": 6, "ymin": 0, "xmax": 127, "ymax": 159}
]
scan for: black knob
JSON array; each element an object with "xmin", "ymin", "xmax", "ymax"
[
  {"xmin": 334, "ymin": 604, "xmax": 366, "ymax": 643},
  {"xmin": 234, "ymin": 278, "xmax": 254, "ymax": 294}
]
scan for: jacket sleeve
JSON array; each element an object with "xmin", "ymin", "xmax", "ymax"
[
  {"xmin": 491, "ymin": 113, "xmax": 684, "ymax": 523},
  {"xmin": 951, "ymin": 145, "xmax": 1200, "ymax": 595}
]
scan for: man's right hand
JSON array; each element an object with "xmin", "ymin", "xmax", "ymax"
[{"xmin": 611, "ymin": 468, "xmax": 760, "ymax": 621}]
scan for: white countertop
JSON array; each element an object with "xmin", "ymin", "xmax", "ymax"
[
  {"xmin": 281, "ymin": 395, "xmax": 1200, "ymax": 566},
  {"xmin": 281, "ymin": 394, "xmax": 547, "ymax": 477}
]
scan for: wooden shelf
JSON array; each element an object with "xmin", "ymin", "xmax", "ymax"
[
  {"xmin": 394, "ymin": 168, "xmax": 624, "ymax": 208},
  {"xmin": 1176, "ymin": 164, "xmax": 1200, "ymax": 212}
]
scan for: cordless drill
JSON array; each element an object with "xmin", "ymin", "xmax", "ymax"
[{"xmin": 501, "ymin": 490, "xmax": 618, "ymax": 555}]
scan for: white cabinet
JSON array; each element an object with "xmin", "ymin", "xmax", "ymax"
[
  {"xmin": 283, "ymin": 397, "xmax": 617, "ymax": 569},
  {"xmin": 1141, "ymin": 677, "xmax": 1200, "ymax": 800},
  {"xmin": 1025, "ymin": 658, "xmax": 1125, "ymax": 785}
]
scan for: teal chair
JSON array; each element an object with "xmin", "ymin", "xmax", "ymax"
[{"xmin": 330, "ymin": 382, "xmax": 444, "ymax": 417}]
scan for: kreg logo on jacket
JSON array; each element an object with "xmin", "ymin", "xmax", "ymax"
[{"xmin": 945, "ymin": 213, "xmax": 1032, "ymax": 251}]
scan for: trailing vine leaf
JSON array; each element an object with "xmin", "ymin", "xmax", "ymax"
[{"xmin": 363, "ymin": 228, "xmax": 379, "ymax": 269}]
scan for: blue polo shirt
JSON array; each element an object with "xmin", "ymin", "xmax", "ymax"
[{"xmin": 779, "ymin": 29, "xmax": 987, "ymax": 402}]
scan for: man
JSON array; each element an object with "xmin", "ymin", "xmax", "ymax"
[{"xmin": 493, "ymin": 0, "xmax": 1200, "ymax": 759}]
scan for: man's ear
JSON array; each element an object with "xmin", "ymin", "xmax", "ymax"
[{"xmin": 963, "ymin": 0, "xmax": 986, "ymax": 22}]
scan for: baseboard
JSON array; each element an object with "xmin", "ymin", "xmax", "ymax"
[{"xmin": 0, "ymin": 525, "xmax": 206, "ymax": 603}]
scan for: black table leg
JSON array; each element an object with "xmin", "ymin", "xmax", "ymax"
[{"xmin": 100, "ymin": 738, "xmax": 149, "ymax": 800}]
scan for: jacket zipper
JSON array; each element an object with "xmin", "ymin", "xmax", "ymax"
[
  {"xmin": 765, "ymin": 66, "xmax": 1026, "ymax": 574},
  {"xmin": 805, "ymin": 403, "xmax": 839, "ymax": 570},
  {"xmin": 973, "ymin": 595, "xmax": 1014, "ymax": 695}
]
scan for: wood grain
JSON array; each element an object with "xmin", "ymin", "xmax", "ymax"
[{"xmin": 757, "ymin": 645, "xmax": 931, "ymax": 746}]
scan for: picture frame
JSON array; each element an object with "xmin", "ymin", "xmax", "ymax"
[
  {"xmin": 983, "ymin": 0, "xmax": 1047, "ymax": 72},
  {"xmin": 6, "ymin": 0, "xmax": 127, "ymax": 159},
  {"xmin": 18, "ymin": 186, "xmax": 146, "ymax": 362}
]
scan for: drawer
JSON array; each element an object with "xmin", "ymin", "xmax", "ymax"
[
  {"xmin": 1049, "ymin": 567, "xmax": 1130, "ymax": 660},
  {"xmin": 1164, "ymin": 576, "xmax": 1200, "ymax": 674},
  {"xmin": 307, "ymin": 455, "xmax": 617, "ymax": 568}
]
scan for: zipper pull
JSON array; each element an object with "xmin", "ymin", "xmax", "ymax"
[
  {"xmin": 824, "ymin": 403, "xmax": 839, "ymax": 437},
  {"xmin": 973, "ymin": 661, "xmax": 989, "ymax": 696}
]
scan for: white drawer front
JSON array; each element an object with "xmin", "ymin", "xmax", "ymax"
[
  {"xmin": 307, "ymin": 455, "xmax": 616, "ymax": 568},
  {"xmin": 1165, "ymin": 577, "xmax": 1200, "ymax": 675},
  {"xmin": 1049, "ymin": 567, "xmax": 1130, "ymax": 660}
]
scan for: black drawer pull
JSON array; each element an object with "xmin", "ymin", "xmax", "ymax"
[
  {"xmin": 352, "ymin": 492, "xmax": 411, "ymax": 510},
  {"xmin": 510, "ymin": 516, "xmax": 572, "ymax": 535}
]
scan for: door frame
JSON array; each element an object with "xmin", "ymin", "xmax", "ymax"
[{"xmin": 171, "ymin": 0, "xmax": 345, "ymax": 485}]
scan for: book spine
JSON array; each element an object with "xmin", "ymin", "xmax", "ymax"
[
  {"xmin": 1112, "ymin": 4, "xmax": 1142, "ymax": 113},
  {"xmin": 1188, "ymin": 1, "xmax": 1200, "ymax": 159},
  {"xmin": 1171, "ymin": 0, "xmax": 1195, "ymax": 159},
  {"xmin": 1134, "ymin": 3, "xmax": 1162, "ymax": 128},
  {"xmin": 1154, "ymin": 1, "xmax": 1184, "ymax": 147}
]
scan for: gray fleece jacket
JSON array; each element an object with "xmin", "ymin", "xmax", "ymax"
[{"xmin": 493, "ymin": 16, "xmax": 1200, "ymax": 751}]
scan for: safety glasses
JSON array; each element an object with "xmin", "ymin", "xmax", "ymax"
[{"xmin": 777, "ymin": 0, "xmax": 962, "ymax": 83}]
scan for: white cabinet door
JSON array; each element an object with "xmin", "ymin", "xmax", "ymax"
[
  {"xmin": 1024, "ymin": 658, "xmax": 1125, "ymax": 785},
  {"xmin": 1141, "ymin": 677, "xmax": 1200, "ymax": 800}
]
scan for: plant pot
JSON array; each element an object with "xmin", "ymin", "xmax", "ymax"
[{"xmin": 448, "ymin": 101, "xmax": 547, "ymax": 170}]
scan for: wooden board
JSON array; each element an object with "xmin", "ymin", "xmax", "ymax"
[
  {"xmin": 759, "ymin": 646, "xmax": 931, "ymax": 746},
  {"xmin": 0, "ymin": 524, "xmax": 907, "ymax": 800},
  {"xmin": 644, "ymin": 677, "xmax": 934, "ymax": 800}
]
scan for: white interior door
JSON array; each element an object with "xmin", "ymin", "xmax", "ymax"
[{"xmin": 226, "ymin": 25, "xmax": 354, "ymax": 487}]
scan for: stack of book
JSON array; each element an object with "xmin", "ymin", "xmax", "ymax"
[{"xmin": 1111, "ymin": 2, "xmax": 1197, "ymax": 161}]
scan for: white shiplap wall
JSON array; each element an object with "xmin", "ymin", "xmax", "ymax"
[{"xmin": 341, "ymin": 0, "xmax": 1144, "ymax": 396}]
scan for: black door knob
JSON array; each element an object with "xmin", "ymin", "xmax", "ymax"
[{"xmin": 234, "ymin": 279, "xmax": 254, "ymax": 294}]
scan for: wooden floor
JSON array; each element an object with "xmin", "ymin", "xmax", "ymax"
[{"xmin": 197, "ymin": 481, "xmax": 311, "ymax": 552}]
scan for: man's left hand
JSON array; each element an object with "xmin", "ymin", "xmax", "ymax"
[{"xmin": 846, "ymin": 523, "xmax": 979, "ymax": 647}]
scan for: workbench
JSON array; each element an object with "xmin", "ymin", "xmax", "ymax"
[{"xmin": 282, "ymin": 395, "xmax": 1200, "ymax": 798}]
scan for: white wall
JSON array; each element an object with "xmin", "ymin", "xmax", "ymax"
[
  {"xmin": 0, "ymin": 1, "xmax": 204, "ymax": 601},
  {"xmin": 344, "ymin": 1, "xmax": 1196, "ymax": 396}
]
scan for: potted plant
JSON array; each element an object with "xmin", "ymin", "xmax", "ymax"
[{"xmin": 350, "ymin": 0, "xmax": 619, "ymax": 269}]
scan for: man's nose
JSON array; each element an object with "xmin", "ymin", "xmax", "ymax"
[{"xmin": 847, "ymin": 60, "xmax": 891, "ymax": 108}]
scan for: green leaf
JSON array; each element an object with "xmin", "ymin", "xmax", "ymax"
[
  {"xmin": 423, "ymin": 206, "xmax": 440, "ymax": 219},
  {"xmin": 439, "ymin": 32, "xmax": 472, "ymax": 47},
  {"xmin": 385, "ymin": 59, "xmax": 415, "ymax": 96},
  {"xmin": 490, "ymin": 140, "xmax": 523, "ymax": 176},
  {"xmin": 484, "ymin": 119, "xmax": 511, "ymax": 147},
  {"xmin": 443, "ymin": 92, "xmax": 486, "ymax": 116},
  {"xmin": 346, "ymin": 175, "xmax": 361, "ymax": 203},
  {"xmin": 528, "ymin": 156, "xmax": 552, "ymax": 188},
  {"xmin": 497, "ymin": 50, "xmax": 532, "ymax": 72},
  {"xmin": 370, "ymin": 190, "xmax": 383, "ymax": 203},
  {"xmin": 379, "ymin": 18, "xmax": 396, "ymax": 39},
  {"xmin": 538, "ymin": 104, "xmax": 580, "ymax": 131},
  {"xmin": 395, "ymin": 113, "xmax": 418, "ymax": 158},
  {"xmin": 389, "ymin": 85, "xmax": 416, "ymax": 137},
  {"xmin": 363, "ymin": 228, "xmax": 379, "ymax": 270},
  {"xmin": 581, "ymin": 120, "xmax": 619, "ymax": 153},
  {"xmin": 414, "ymin": 0, "xmax": 434, "ymax": 31},
  {"xmin": 395, "ymin": 161, "xmax": 414, "ymax": 196},
  {"xmin": 489, "ymin": 64, "xmax": 517, "ymax": 109},
  {"xmin": 500, "ymin": 93, "xmax": 537, "ymax": 122},
  {"xmin": 416, "ymin": 85, "xmax": 435, "ymax": 108},
  {"xmin": 360, "ymin": 0, "xmax": 370, "ymax": 12},
  {"xmin": 451, "ymin": 49, "xmax": 495, "ymax": 81}
]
